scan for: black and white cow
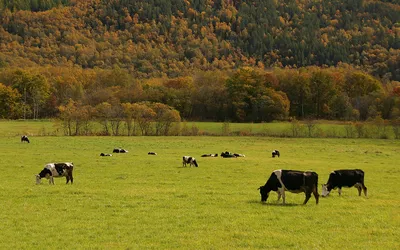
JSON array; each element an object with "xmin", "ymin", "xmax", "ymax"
[
  {"xmin": 113, "ymin": 148, "xmax": 128, "ymax": 153},
  {"xmin": 36, "ymin": 162, "xmax": 74, "ymax": 184},
  {"xmin": 182, "ymin": 156, "xmax": 198, "ymax": 167},
  {"xmin": 100, "ymin": 153, "xmax": 112, "ymax": 156},
  {"xmin": 221, "ymin": 152, "xmax": 245, "ymax": 158},
  {"xmin": 148, "ymin": 152, "xmax": 157, "ymax": 155},
  {"xmin": 201, "ymin": 153, "xmax": 218, "ymax": 157},
  {"xmin": 272, "ymin": 150, "xmax": 280, "ymax": 158},
  {"xmin": 258, "ymin": 169, "xmax": 319, "ymax": 205},
  {"xmin": 221, "ymin": 152, "xmax": 237, "ymax": 158},
  {"xmin": 321, "ymin": 169, "xmax": 367, "ymax": 197},
  {"xmin": 21, "ymin": 135, "xmax": 30, "ymax": 143}
]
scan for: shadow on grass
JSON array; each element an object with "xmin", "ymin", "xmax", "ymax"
[{"xmin": 247, "ymin": 200, "xmax": 301, "ymax": 207}]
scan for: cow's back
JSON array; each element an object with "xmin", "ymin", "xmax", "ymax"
[
  {"xmin": 303, "ymin": 171, "xmax": 318, "ymax": 188},
  {"xmin": 331, "ymin": 169, "xmax": 364, "ymax": 186},
  {"xmin": 280, "ymin": 170, "xmax": 305, "ymax": 191}
]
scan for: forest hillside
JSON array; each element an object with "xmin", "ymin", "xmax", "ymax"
[{"xmin": 0, "ymin": 0, "xmax": 399, "ymax": 124}]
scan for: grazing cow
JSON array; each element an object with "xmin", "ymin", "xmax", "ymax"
[
  {"xmin": 233, "ymin": 153, "xmax": 245, "ymax": 157},
  {"xmin": 100, "ymin": 153, "xmax": 112, "ymax": 156},
  {"xmin": 221, "ymin": 151, "xmax": 237, "ymax": 158},
  {"xmin": 148, "ymin": 152, "xmax": 157, "ymax": 155},
  {"xmin": 182, "ymin": 156, "xmax": 198, "ymax": 167},
  {"xmin": 258, "ymin": 169, "xmax": 319, "ymax": 205},
  {"xmin": 36, "ymin": 162, "xmax": 74, "ymax": 184},
  {"xmin": 321, "ymin": 169, "xmax": 367, "ymax": 197},
  {"xmin": 201, "ymin": 153, "xmax": 218, "ymax": 157},
  {"xmin": 21, "ymin": 135, "xmax": 30, "ymax": 143},
  {"xmin": 113, "ymin": 148, "xmax": 128, "ymax": 153},
  {"xmin": 272, "ymin": 150, "xmax": 280, "ymax": 158}
]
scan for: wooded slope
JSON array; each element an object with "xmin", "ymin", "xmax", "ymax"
[{"xmin": 0, "ymin": 0, "xmax": 399, "ymax": 81}]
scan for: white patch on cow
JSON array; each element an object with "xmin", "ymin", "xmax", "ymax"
[
  {"xmin": 321, "ymin": 184, "xmax": 330, "ymax": 197},
  {"xmin": 45, "ymin": 163, "xmax": 62, "ymax": 177},
  {"xmin": 273, "ymin": 169, "xmax": 286, "ymax": 204}
]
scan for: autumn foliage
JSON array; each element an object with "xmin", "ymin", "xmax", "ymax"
[{"xmin": 0, "ymin": 0, "xmax": 399, "ymax": 126}]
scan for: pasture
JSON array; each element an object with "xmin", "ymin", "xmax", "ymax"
[{"xmin": 0, "ymin": 136, "xmax": 399, "ymax": 249}]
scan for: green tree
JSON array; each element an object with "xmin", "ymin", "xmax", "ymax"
[
  {"xmin": 151, "ymin": 102, "xmax": 181, "ymax": 135},
  {"xmin": 309, "ymin": 70, "xmax": 337, "ymax": 118},
  {"xmin": 131, "ymin": 103, "xmax": 156, "ymax": 136},
  {"xmin": 11, "ymin": 70, "xmax": 50, "ymax": 119},
  {"xmin": 95, "ymin": 102, "xmax": 113, "ymax": 135},
  {"xmin": 0, "ymin": 83, "xmax": 21, "ymax": 119}
]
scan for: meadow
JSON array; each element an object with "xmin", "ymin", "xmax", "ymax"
[
  {"xmin": 0, "ymin": 119, "xmax": 397, "ymax": 139},
  {"xmin": 0, "ymin": 133, "xmax": 399, "ymax": 249}
]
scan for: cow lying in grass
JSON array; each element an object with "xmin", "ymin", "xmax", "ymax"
[
  {"xmin": 221, "ymin": 152, "xmax": 236, "ymax": 158},
  {"xmin": 148, "ymin": 152, "xmax": 157, "ymax": 155},
  {"xmin": 221, "ymin": 152, "xmax": 245, "ymax": 158},
  {"xmin": 201, "ymin": 153, "xmax": 218, "ymax": 157},
  {"xmin": 100, "ymin": 153, "xmax": 112, "ymax": 156},
  {"xmin": 113, "ymin": 148, "xmax": 128, "ymax": 153},
  {"xmin": 258, "ymin": 169, "xmax": 319, "ymax": 205},
  {"xmin": 36, "ymin": 162, "xmax": 74, "ymax": 184},
  {"xmin": 182, "ymin": 156, "xmax": 198, "ymax": 167}
]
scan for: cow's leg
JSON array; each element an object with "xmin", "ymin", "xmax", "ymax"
[
  {"xmin": 362, "ymin": 184, "xmax": 367, "ymax": 197},
  {"xmin": 66, "ymin": 176, "xmax": 70, "ymax": 184},
  {"xmin": 338, "ymin": 187, "xmax": 342, "ymax": 196},
  {"xmin": 50, "ymin": 176, "xmax": 54, "ymax": 184},
  {"xmin": 312, "ymin": 186, "xmax": 320, "ymax": 204},
  {"xmin": 278, "ymin": 188, "xmax": 286, "ymax": 205},
  {"xmin": 67, "ymin": 171, "xmax": 73, "ymax": 184},
  {"xmin": 355, "ymin": 183, "xmax": 362, "ymax": 196},
  {"xmin": 276, "ymin": 191, "xmax": 281, "ymax": 201},
  {"xmin": 303, "ymin": 191, "xmax": 312, "ymax": 205}
]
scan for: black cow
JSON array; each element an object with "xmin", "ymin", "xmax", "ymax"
[
  {"xmin": 272, "ymin": 150, "xmax": 280, "ymax": 158},
  {"xmin": 258, "ymin": 169, "xmax": 319, "ymax": 205},
  {"xmin": 321, "ymin": 169, "xmax": 367, "ymax": 197},
  {"xmin": 148, "ymin": 152, "xmax": 157, "ymax": 155},
  {"xmin": 21, "ymin": 135, "xmax": 30, "ymax": 143}
]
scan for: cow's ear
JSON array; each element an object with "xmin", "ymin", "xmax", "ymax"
[{"xmin": 257, "ymin": 187, "xmax": 261, "ymax": 190}]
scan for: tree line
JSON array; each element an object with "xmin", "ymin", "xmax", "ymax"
[{"xmin": 0, "ymin": 66, "xmax": 399, "ymax": 124}]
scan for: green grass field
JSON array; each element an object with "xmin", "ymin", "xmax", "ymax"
[
  {"xmin": 0, "ymin": 135, "xmax": 399, "ymax": 249},
  {"xmin": 0, "ymin": 119, "xmax": 397, "ymax": 138}
]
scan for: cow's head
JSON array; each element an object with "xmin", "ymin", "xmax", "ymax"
[
  {"xmin": 258, "ymin": 186, "xmax": 269, "ymax": 202},
  {"xmin": 35, "ymin": 174, "xmax": 41, "ymax": 184},
  {"xmin": 321, "ymin": 184, "xmax": 330, "ymax": 197}
]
